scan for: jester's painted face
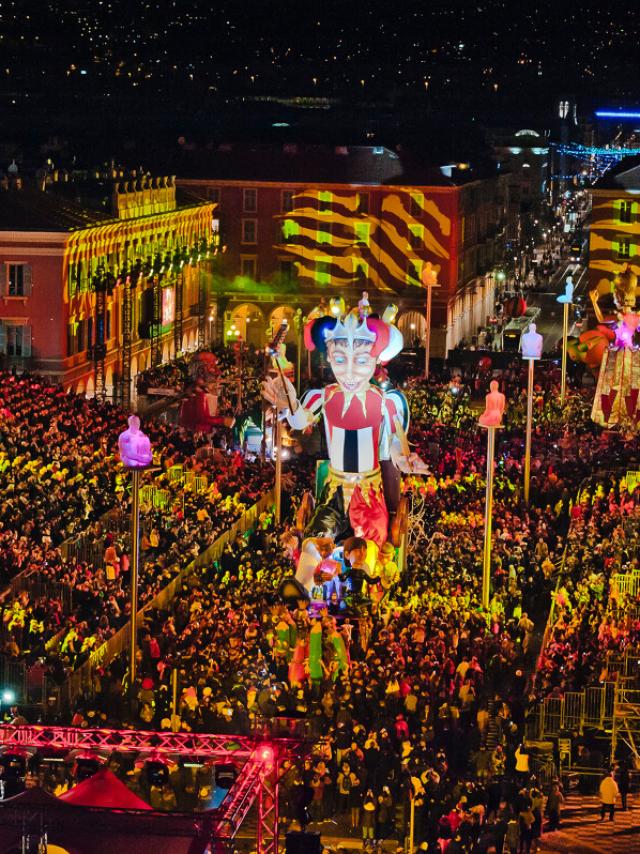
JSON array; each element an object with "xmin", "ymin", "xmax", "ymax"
[{"xmin": 326, "ymin": 340, "xmax": 377, "ymax": 395}]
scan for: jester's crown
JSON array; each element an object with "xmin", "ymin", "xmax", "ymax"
[
  {"xmin": 305, "ymin": 303, "xmax": 403, "ymax": 363},
  {"xmin": 324, "ymin": 314, "xmax": 377, "ymax": 346}
]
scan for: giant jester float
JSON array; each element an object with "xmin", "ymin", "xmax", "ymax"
[{"xmin": 263, "ymin": 299, "xmax": 427, "ymax": 607}]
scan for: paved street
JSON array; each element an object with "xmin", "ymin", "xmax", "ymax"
[
  {"xmin": 527, "ymin": 261, "xmax": 589, "ymax": 350},
  {"xmin": 538, "ymin": 792, "xmax": 639, "ymax": 854}
]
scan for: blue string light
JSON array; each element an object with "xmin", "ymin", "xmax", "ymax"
[{"xmin": 553, "ymin": 143, "xmax": 640, "ymax": 159}]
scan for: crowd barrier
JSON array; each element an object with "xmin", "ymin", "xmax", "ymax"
[
  {"xmin": 60, "ymin": 507, "xmax": 129, "ymax": 571},
  {"xmin": 54, "ymin": 489, "xmax": 275, "ymax": 711},
  {"xmin": 527, "ymin": 682, "xmax": 618, "ymax": 740},
  {"xmin": 59, "ymin": 466, "xmax": 212, "ymax": 570},
  {"xmin": 611, "ymin": 570, "xmax": 640, "ymax": 601},
  {"xmin": 1, "ymin": 570, "xmax": 74, "ymax": 615}
]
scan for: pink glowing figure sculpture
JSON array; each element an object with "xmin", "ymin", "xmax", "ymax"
[
  {"xmin": 479, "ymin": 381, "xmax": 506, "ymax": 428},
  {"xmin": 118, "ymin": 415, "xmax": 153, "ymax": 468},
  {"xmin": 614, "ymin": 313, "xmax": 640, "ymax": 350}
]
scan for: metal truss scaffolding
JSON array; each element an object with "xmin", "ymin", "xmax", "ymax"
[
  {"xmin": 611, "ymin": 685, "xmax": 640, "ymax": 765},
  {"xmin": 197, "ymin": 267, "xmax": 207, "ymax": 350},
  {"xmin": 174, "ymin": 270, "xmax": 184, "ymax": 356},
  {"xmin": 0, "ymin": 724, "xmax": 307, "ymax": 854},
  {"xmin": 92, "ymin": 265, "xmax": 113, "ymax": 402},
  {"xmin": 150, "ymin": 275, "xmax": 162, "ymax": 367},
  {"xmin": 118, "ymin": 275, "xmax": 134, "ymax": 409}
]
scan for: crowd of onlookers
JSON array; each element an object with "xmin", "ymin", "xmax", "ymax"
[
  {"xmin": 2, "ymin": 362, "xmax": 639, "ymax": 849},
  {"xmin": 32, "ymin": 371, "xmax": 633, "ymax": 846},
  {"xmin": 0, "ymin": 370, "xmax": 275, "ymax": 677},
  {"xmin": 534, "ymin": 474, "xmax": 640, "ymax": 699}
]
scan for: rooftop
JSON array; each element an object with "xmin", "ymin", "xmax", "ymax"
[
  {"xmin": 0, "ymin": 173, "xmax": 206, "ymax": 232},
  {"xmin": 592, "ymin": 154, "xmax": 640, "ymax": 190},
  {"xmin": 0, "ymin": 185, "xmax": 112, "ymax": 231},
  {"xmin": 167, "ymin": 143, "xmax": 498, "ymax": 187}
]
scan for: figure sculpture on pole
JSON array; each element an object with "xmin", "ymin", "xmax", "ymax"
[
  {"xmin": 478, "ymin": 381, "xmax": 506, "ymax": 428},
  {"xmin": 521, "ymin": 323, "xmax": 543, "ymax": 360},
  {"xmin": 118, "ymin": 415, "xmax": 153, "ymax": 469}
]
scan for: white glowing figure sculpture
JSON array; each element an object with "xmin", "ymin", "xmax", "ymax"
[{"xmin": 521, "ymin": 322, "xmax": 544, "ymax": 360}]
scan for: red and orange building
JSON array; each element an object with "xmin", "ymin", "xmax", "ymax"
[
  {"xmin": 177, "ymin": 143, "xmax": 509, "ymax": 355},
  {"xmin": 0, "ymin": 172, "xmax": 217, "ymax": 403}
]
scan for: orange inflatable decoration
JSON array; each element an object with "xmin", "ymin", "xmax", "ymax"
[{"xmin": 568, "ymin": 324, "xmax": 616, "ymax": 370}]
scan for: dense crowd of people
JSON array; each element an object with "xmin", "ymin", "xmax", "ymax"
[
  {"xmin": 1, "ymin": 358, "xmax": 638, "ymax": 850},
  {"xmin": 535, "ymin": 474, "xmax": 640, "ymax": 698},
  {"xmin": 0, "ymin": 370, "xmax": 274, "ymax": 678}
]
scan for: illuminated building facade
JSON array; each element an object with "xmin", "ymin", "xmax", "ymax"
[
  {"xmin": 489, "ymin": 129, "xmax": 549, "ymax": 238},
  {"xmin": 177, "ymin": 144, "xmax": 508, "ymax": 356},
  {"xmin": 588, "ymin": 155, "xmax": 640, "ymax": 312},
  {"xmin": 0, "ymin": 173, "xmax": 217, "ymax": 403}
]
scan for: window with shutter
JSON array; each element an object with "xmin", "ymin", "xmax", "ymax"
[
  {"xmin": 0, "ymin": 323, "xmax": 6, "ymax": 354},
  {"xmin": 22, "ymin": 325, "xmax": 31, "ymax": 357},
  {"xmin": 8, "ymin": 264, "xmax": 24, "ymax": 296},
  {"xmin": 0, "ymin": 265, "xmax": 7, "ymax": 297},
  {"xmin": 22, "ymin": 265, "xmax": 32, "ymax": 296},
  {"xmin": 619, "ymin": 201, "xmax": 634, "ymax": 224}
]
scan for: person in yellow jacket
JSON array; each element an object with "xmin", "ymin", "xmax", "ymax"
[{"xmin": 598, "ymin": 770, "xmax": 619, "ymax": 821}]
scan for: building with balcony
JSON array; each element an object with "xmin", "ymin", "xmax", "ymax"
[
  {"xmin": 0, "ymin": 171, "xmax": 217, "ymax": 403},
  {"xmin": 588, "ymin": 155, "xmax": 640, "ymax": 317}
]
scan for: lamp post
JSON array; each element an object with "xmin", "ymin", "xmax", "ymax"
[
  {"xmin": 422, "ymin": 263, "xmax": 438, "ymax": 379},
  {"xmin": 521, "ymin": 323, "xmax": 544, "ymax": 504},
  {"xmin": 293, "ymin": 308, "xmax": 304, "ymax": 394},
  {"xmin": 275, "ymin": 416, "xmax": 283, "ymax": 524},
  {"xmin": 482, "ymin": 425, "xmax": 496, "ymax": 610},
  {"xmin": 118, "ymin": 416, "xmax": 153, "ymax": 696},
  {"xmin": 557, "ymin": 277, "xmax": 574, "ymax": 407},
  {"xmin": 478, "ymin": 382, "xmax": 506, "ymax": 610}
]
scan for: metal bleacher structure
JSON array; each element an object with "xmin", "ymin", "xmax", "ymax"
[
  {"xmin": 527, "ymin": 560, "xmax": 640, "ymax": 768},
  {"xmin": 0, "ymin": 721, "xmax": 310, "ymax": 854},
  {"xmin": 0, "ymin": 464, "xmax": 274, "ymax": 712},
  {"xmin": 523, "ymin": 471, "xmax": 640, "ymax": 774}
]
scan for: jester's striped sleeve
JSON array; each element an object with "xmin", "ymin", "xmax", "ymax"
[
  {"xmin": 384, "ymin": 388, "xmax": 410, "ymax": 433},
  {"xmin": 286, "ymin": 387, "xmax": 325, "ymax": 430}
]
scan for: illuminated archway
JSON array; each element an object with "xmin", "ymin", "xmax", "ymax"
[
  {"xmin": 397, "ymin": 311, "xmax": 426, "ymax": 347},
  {"xmin": 162, "ymin": 341, "xmax": 170, "ymax": 363},
  {"xmin": 85, "ymin": 376, "xmax": 94, "ymax": 398},
  {"xmin": 229, "ymin": 303, "xmax": 265, "ymax": 349},
  {"xmin": 269, "ymin": 306, "xmax": 296, "ymax": 343},
  {"xmin": 76, "ymin": 379, "xmax": 86, "ymax": 396}
]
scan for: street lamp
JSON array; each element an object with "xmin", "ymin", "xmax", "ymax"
[
  {"xmin": 421, "ymin": 262, "xmax": 438, "ymax": 380},
  {"xmin": 521, "ymin": 323, "xmax": 544, "ymax": 504},
  {"xmin": 118, "ymin": 415, "xmax": 153, "ymax": 697},
  {"xmin": 557, "ymin": 277, "xmax": 574, "ymax": 407},
  {"xmin": 478, "ymin": 382, "xmax": 507, "ymax": 610},
  {"xmin": 293, "ymin": 308, "xmax": 304, "ymax": 394}
]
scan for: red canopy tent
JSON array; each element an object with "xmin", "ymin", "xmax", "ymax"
[
  {"xmin": 0, "ymin": 786, "xmax": 214, "ymax": 854},
  {"xmin": 59, "ymin": 768, "xmax": 152, "ymax": 811}
]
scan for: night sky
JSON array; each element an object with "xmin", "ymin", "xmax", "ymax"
[
  {"xmin": 1, "ymin": 1, "xmax": 639, "ymax": 102},
  {"xmin": 1, "ymin": 0, "xmax": 640, "ymax": 150}
]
